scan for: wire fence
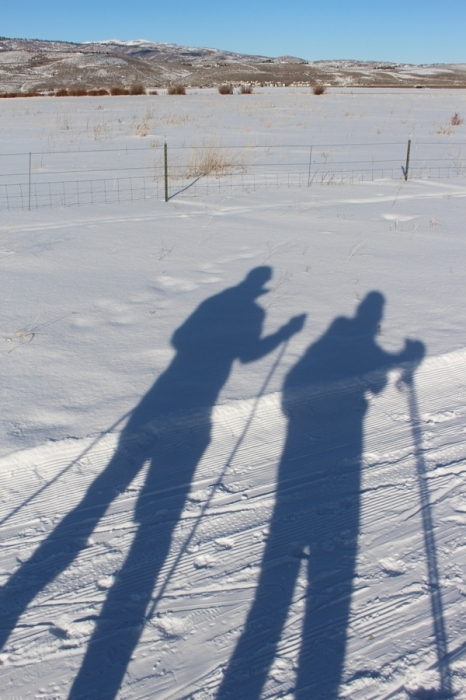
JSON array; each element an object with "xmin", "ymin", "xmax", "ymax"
[{"xmin": 1, "ymin": 141, "xmax": 465, "ymax": 211}]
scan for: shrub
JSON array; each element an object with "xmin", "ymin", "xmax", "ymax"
[
  {"xmin": 110, "ymin": 86, "xmax": 130, "ymax": 95},
  {"xmin": 451, "ymin": 112, "xmax": 464, "ymax": 126},
  {"xmin": 55, "ymin": 88, "xmax": 68, "ymax": 96},
  {"xmin": 313, "ymin": 83, "xmax": 326, "ymax": 95},
  {"xmin": 130, "ymin": 83, "xmax": 145, "ymax": 95},
  {"xmin": 167, "ymin": 84, "xmax": 186, "ymax": 95},
  {"xmin": 218, "ymin": 84, "xmax": 233, "ymax": 95},
  {"xmin": 68, "ymin": 87, "xmax": 87, "ymax": 96},
  {"xmin": 148, "ymin": 90, "xmax": 158, "ymax": 95},
  {"xmin": 239, "ymin": 84, "xmax": 253, "ymax": 94},
  {"xmin": 87, "ymin": 88, "xmax": 109, "ymax": 96}
]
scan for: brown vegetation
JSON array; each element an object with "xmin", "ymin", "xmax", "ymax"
[
  {"xmin": 218, "ymin": 84, "xmax": 233, "ymax": 95},
  {"xmin": 87, "ymin": 88, "xmax": 109, "ymax": 96},
  {"xmin": 313, "ymin": 83, "xmax": 326, "ymax": 95},
  {"xmin": 451, "ymin": 112, "xmax": 464, "ymax": 126},
  {"xmin": 110, "ymin": 86, "xmax": 130, "ymax": 95},
  {"xmin": 167, "ymin": 85, "xmax": 186, "ymax": 95},
  {"xmin": 68, "ymin": 87, "xmax": 87, "ymax": 96},
  {"xmin": 129, "ymin": 83, "xmax": 145, "ymax": 95}
]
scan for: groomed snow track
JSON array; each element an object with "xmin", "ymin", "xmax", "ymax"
[{"xmin": 1, "ymin": 348, "xmax": 466, "ymax": 699}]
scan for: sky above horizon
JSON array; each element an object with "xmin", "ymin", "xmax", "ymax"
[{"xmin": 2, "ymin": 0, "xmax": 465, "ymax": 65}]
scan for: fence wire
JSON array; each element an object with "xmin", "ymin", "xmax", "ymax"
[{"xmin": 0, "ymin": 141, "xmax": 465, "ymax": 211}]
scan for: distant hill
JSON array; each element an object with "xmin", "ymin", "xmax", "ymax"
[{"xmin": 1, "ymin": 37, "xmax": 465, "ymax": 92}]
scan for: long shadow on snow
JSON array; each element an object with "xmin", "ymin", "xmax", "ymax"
[
  {"xmin": 0, "ymin": 266, "xmax": 305, "ymax": 700},
  {"xmin": 217, "ymin": 291, "xmax": 425, "ymax": 700}
]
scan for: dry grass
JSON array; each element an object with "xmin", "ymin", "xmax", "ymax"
[
  {"xmin": 313, "ymin": 83, "xmax": 326, "ymax": 95},
  {"xmin": 159, "ymin": 112, "xmax": 191, "ymax": 126},
  {"xmin": 436, "ymin": 124, "xmax": 455, "ymax": 135},
  {"xmin": 5, "ymin": 314, "xmax": 42, "ymax": 353},
  {"xmin": 93, "ymin": 122, "xmax": 110, "ymax": 140},
  {"xmin": 218, "ymin": 84, "xmax": 233, "ymax": 95},
  {"xmin": 185, "ymin": 141, "xmax": 243, "ymax": 178},
  {"xmin": 451, "ymin": 112, "xmax": 464, "ymax": 126},
  {"xmin": 239, "ymin": 84, "xmax": 253, "ymax": 94},
  {"xmin": 167, "ymin": 85, "xmax": 186, "ymax": 95}
]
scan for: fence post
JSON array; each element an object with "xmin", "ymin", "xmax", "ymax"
[
  {"xmin": 404, "ymin": 137, "xmax": 411, "ymax": 181},
  {"xmin": 28, "ymin": 152, "xmax": 31, "ymax": 211},
  {"xmin": 164, "ymin": 140, "xmax": 168, "ymax": 202},
  {"xmin": 307, "ymin": 146, "xmax": 313, "ymax": 187}
]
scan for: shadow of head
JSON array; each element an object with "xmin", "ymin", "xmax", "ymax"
[
  {"xmin": 240, "ymin": 266, "xmax": 272, "ymax": 297},
  {"xmin": 355, "ymin": 291, "xmax": 385, "ymax": 335}
]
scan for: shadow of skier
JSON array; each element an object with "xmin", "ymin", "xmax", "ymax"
[
  {"xmin": 0, "ymin": 266, "xmax": 305, "ymax": 700},
  {"xmin": 216, "ymin": 291, "xmax": 425, "ymax": 700}
]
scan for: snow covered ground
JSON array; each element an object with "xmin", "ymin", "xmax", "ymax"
[{"xmin": 1, "ymin": 89, "xmax": 466, "ymax": 699}]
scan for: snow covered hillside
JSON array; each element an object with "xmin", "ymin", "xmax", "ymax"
[{"xmin": 1, "ymin": 88, "xmax": 466, "ymax": 699}]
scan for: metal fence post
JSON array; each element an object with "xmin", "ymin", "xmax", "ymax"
[
  {"xmin": 28, "ymin": 152, "xmax": 31, "ymax": 210},
  {"xmin": 405, "ymin": 138, "xmax": 411, "ymax": 181},
  {"xmin": 307, "ymin": 145, "xmax": 313, "ymax": 187},
  {"xmin": 164, "ymin": 140, "xmax": 168, "ymax": 202}
]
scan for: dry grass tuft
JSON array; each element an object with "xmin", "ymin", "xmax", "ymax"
[
  {"xmin": 167, "ymin": 85, "xmax": 186, "ymax": 95},
  {"xmin": 135, "ymin": 120, "xmax": 150, "ymax": 137},
  {"xmin": 313, "ymin": 83, "xmax": 326, "ymax": 95},
  {"xmin": 218, "ymin": 84, "xmax": 233, "ymax": 95},
  {"xmin": 239, "ymin": 84, "xmax": 253, "ymax": 94},
  {"xmin": 451, "ymin": 112, "xmax": 464, "ymax": 126},
  {"xmin": 436, "ymin": 124, "xmax": 454, "ymax": 135},
  {"xmin": 186, "ymin": 140, "xmax": 243, "ymax": 178}
]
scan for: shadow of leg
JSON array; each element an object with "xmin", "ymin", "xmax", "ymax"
[
  {"xmin": 0, "ymin": 437, "xmax": 146, "ymax": 651},
  {"xmin": 69, "ymin": 427, "xmax": 211, "ymax": 700},
  {"xmin": 217, "ymin": 520, "xmax": 300, "ymax": 700}
]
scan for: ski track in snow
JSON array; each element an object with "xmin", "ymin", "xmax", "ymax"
[{"xmin": 1, "ymin": 350, "xmax": 466, "ymax": 698}]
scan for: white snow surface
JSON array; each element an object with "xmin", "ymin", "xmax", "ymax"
[{"xmin": 1, "ymin": 88, "xmax": 466, "ymax": 699}]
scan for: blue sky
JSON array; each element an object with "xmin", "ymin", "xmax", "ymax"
[{"xmin": 2, "ymin": 1, "xmax": 465, "ymax": 64}]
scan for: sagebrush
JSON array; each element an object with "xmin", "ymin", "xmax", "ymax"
[{"xmin": 167, "ymin": 85, "xmax": 186, "ymax": 95}]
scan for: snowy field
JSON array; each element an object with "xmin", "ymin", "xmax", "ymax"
[{"xmin": 1, "ymin": 88, "xmax": 466, "ymax": 699}]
